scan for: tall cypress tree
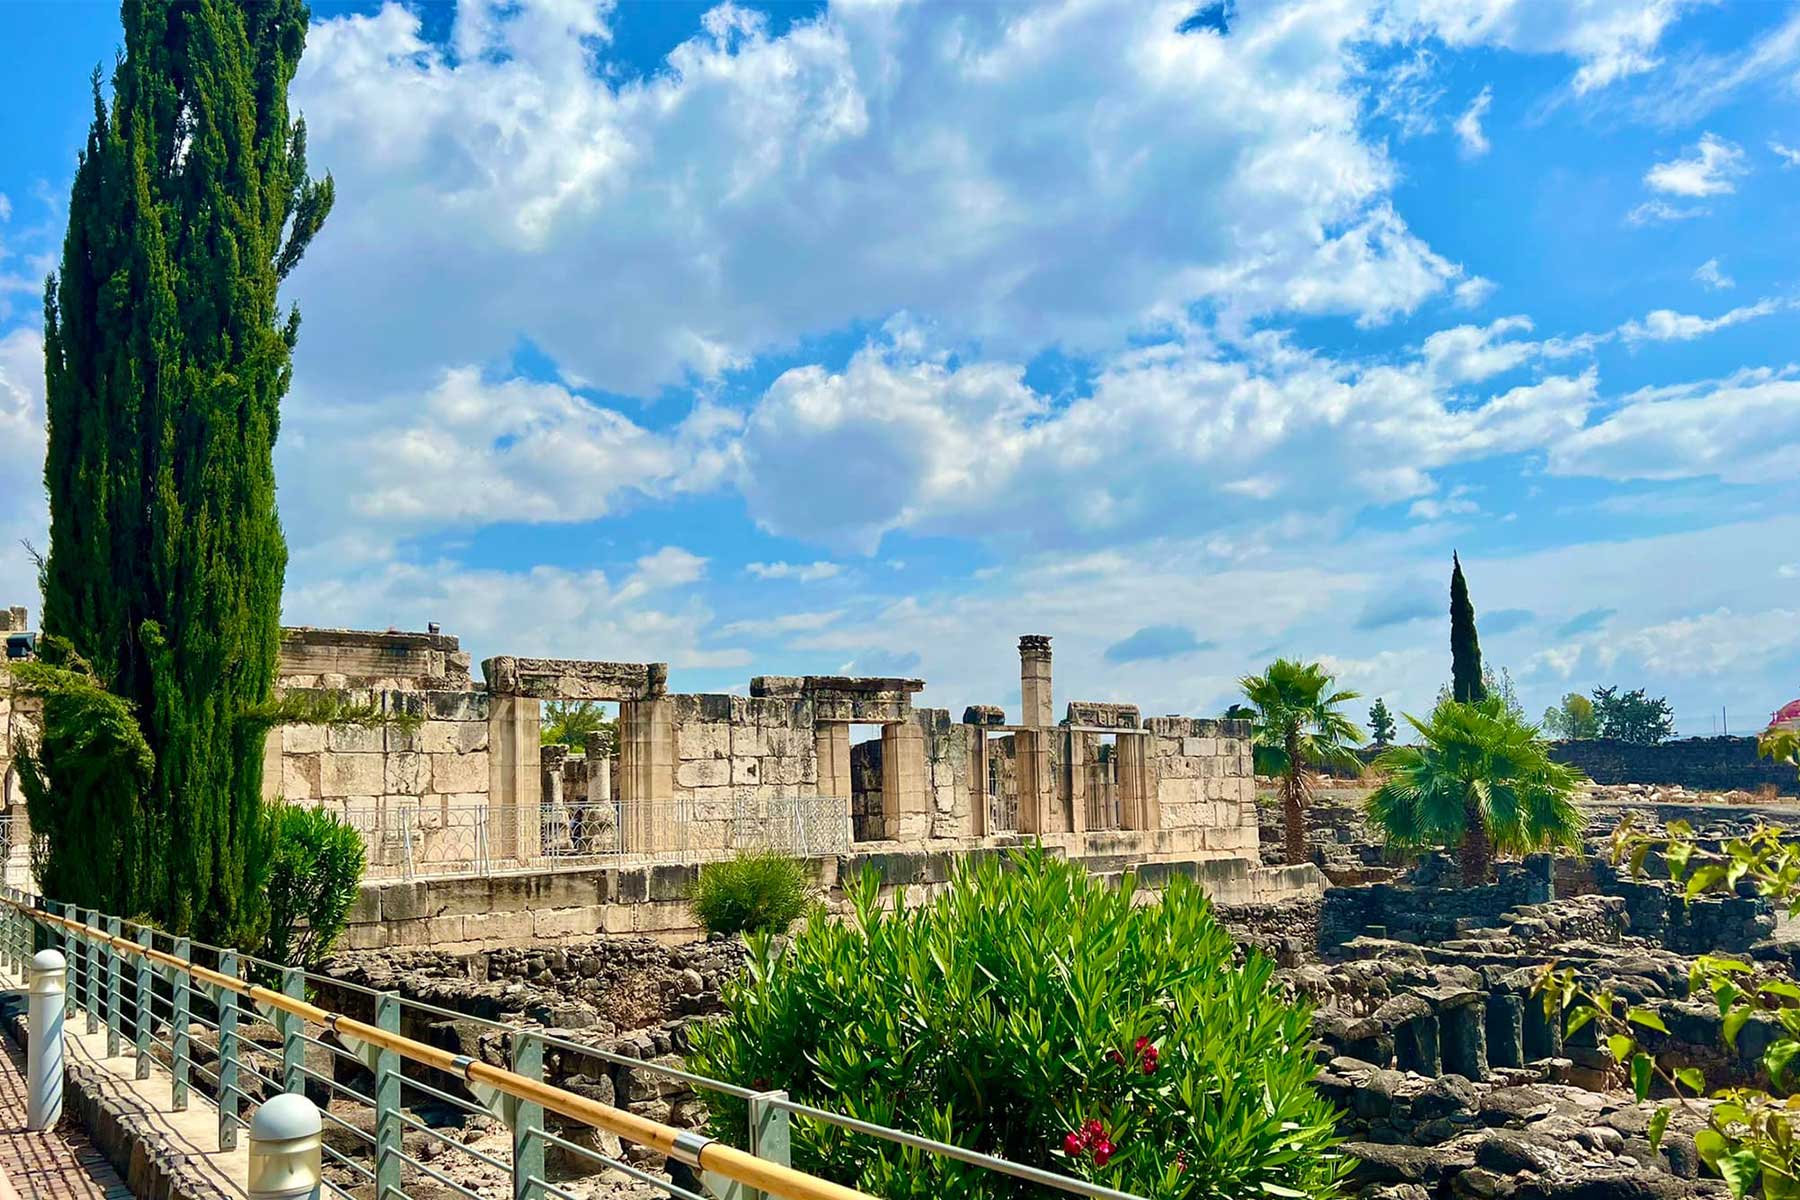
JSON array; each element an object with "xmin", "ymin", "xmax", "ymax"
[
  {"xmin": 39, "ymin": 0, "xmax": 332, "ymax": 941},
  {"xmin": 1449, "ymin": 552, "xmax": 1486, "ymax": 705}
]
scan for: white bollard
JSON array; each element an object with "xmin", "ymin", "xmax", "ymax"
[
  {"xmin": 27, "ymin": 949, "xmax": 65, "ymax": 1131},
  {"xmin": 248, "ymin": 1092, "xmax": 322, "ymax": 1200}
]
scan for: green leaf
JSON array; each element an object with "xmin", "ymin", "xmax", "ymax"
[
  {"xmin": 1627, "ymin": 1008, "xmax": 1670, "ymax": 1034},
  {"xmin": 1766, "ymin": 1039, "xmax": 1800, "ymax": 1085},
  {"xmin": 1725, "ymin": 1007, "xmax": 1753, "ymax": 1049},
  {"xmin": 1608, "ymin": 1033, "xmax": 1636, "ymax": 1063},
  {"xmin": 1630, "ymin": 1053, "xmax": 1653, "ymax": 1102},
  {"xmin": 1687, "ymin": 864, "xmax": 1729, "ymax": 899},
  {"xmin": 1648, "ymin": 1106, "xmax": 1670, "ymax": 1154},
  {"xmin": 1719, "ymin": 1148, "xmax": 1760, "ymax": 1199},
  {"xmin": 1675, "ymin": 1066, "xmax": 1706, "ymax": 1094},
  {"xmin": 1695, "ymin": 1128, "xmax": 1728, "ymax": 1169},
  {"xmin": 1567, "ymin": 1006, "xmax": 1597, "ymax": 1037}
]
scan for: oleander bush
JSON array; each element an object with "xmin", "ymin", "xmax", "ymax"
[
  {"xmin": 689, "ymin": 850, "xmax": 815, "ymax": 937},
  {"xmin": 259, "ymin": 803, "xmax": 366, "ymax": 969},
  {"xmin": 687, "ymin": 848, "xmax": 1344, "ymax": 1200}
]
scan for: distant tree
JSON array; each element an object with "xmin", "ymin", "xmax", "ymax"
[
  {"xmin": 1542, "ymin": 692, "xmax": 1599, "ymax": 740},
  {"xmin": 542, "ymin": 700, "xmax": 617, "ymax": 756},
  {"xmin": 1367, "ymin": 697, "xmax": 1586, "ymax": 884},
  {"xmin": 1368, "ymin": 699, "xmax": 1397, "ymax": 750},
  {"xmin": 1592, "ymin": 686, "xmax": 1675, "ymax": 744},
  {"xmin": 1450, "ymin": 553, "xmax": 1486, "ymax": 704},
  {"xmin": 1240, "ymin": 660, "xmax": 1364, "ymax": 866}
]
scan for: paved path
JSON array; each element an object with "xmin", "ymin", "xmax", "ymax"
[{"xmin": 0, "ymin": 994, "xmax": 130, "ymax": 1200}]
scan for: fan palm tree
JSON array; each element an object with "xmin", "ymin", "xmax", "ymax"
[
  {"xmin": 1367, "ymin": 697, "xmax": 1585, "ymax": 884},
  {"xmin": 1240, "ymin": 659, "xmax": 1365, "ymax": 866}
]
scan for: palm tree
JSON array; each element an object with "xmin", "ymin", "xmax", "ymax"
[
  {"xmin": 1240, "ymin": 659, "xmax": 1365, "ymax": 866},
  {"xmin": 1367, "ymin": 697, "xmax": 1585, "ymax": 884}
]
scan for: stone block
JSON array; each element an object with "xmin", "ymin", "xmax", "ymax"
[
  {"xmin": 327, "ymin": 723, "xmax": 385, "ymax": 753},
  {"xmin": 533, "ymin": 906, "xmax": 605, "ymax": 939},
  {"xmin": 282, "ymin": 724, "xmax": 326, "ymax": 754},
  {"xmin": 431, "ymin": 751, "xmax": 488, "ymax": 794},
  {"xmin": 390, "ymin": 914, "xmax": 467, "ymax": 947},
  {"xmin": 280, "ymin": 754, "xmax": 322, "ymax": 801},
  {"xmin": 385, "ymin": 752, "xmax": 425, "ymax": 795},
  {"xmin": 422, "ymin": 720, "xmax": 487, "ymax": 755},
  {"xmin": 730, "ymin": 757, "xmax": 761, "ymax": 786},
  {"xmin": 321, "ymin": 753, "xmax": 386, "ymax": 798},
  {"xmin": 730, "ymin": 725, "xmax": 768, "ymax": 758},
  {"xmin": 676, "ymin": 724, "xmax": 729, "ymax": 760},
  {"xmin": 676, "ymin": 759, "xmax": 730, "ymax": 789}
]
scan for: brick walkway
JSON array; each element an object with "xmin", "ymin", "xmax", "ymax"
[{"xmin": 0, "ymin": 1003, "xmax": 131, "ymax": 1200}]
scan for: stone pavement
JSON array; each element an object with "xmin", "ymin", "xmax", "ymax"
[{"xmin": 0, "ymin": 993, "xmax": 130, "ymax": 1199}]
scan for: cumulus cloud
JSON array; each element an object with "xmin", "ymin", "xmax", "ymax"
[
  {"xmin": 1390, "ymin": 0, "xmax": 1702, "ymax": 94},
  {"xmin": 1774, "ymin": 141, "xmax": 1800, "ymax": 167},
  {"xmin": 289, "ymin": 0, "xmax": 1468, "ymax": 402},
  {"xmin": 1548, "ymin": 367, "xmax": 1800, "ymax": 485},
  {"xmin": 745, "ymin": 561, "xmax": 842, "ymax": 582},
  {"xmin": 1692, "ymin": 258, "xmax": 1734, "ymax": 290},
  {"xmin": 1453, "ymin": 86, "xmax": 1492, "ymax": 157},
  {"xmin": 1616, "ymin": 299, "xmax": 1781, "ymax": 343},
  {"xmin": 1644, "ymin": 133, "xmax": 1747, "ymax": 196}
]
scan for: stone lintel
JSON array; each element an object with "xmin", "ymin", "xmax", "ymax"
[
  {"xmin": 962, "ymin": 704, "xmax": 1006, "ymax": 726},
  {"xmin": 750, "ymin": 675, "xmax": 925, "ymax": 700},
  {"xmin": 282, "ymin": 625, "xmax": 461, "ymax": 653},
  {"xmin": 1064, "ymin": 700, "xmax": 1141, "ymax": 729},
  {"xmin": 483, "ymin": 656, "xmax": 669, "ymax": 701}
]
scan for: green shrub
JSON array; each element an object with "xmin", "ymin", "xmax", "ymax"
[
  {"xmin": 260, "ymin": 804, "xmax": 366, "ymax": 968},
  {"xmin": 686, "ymin": 848, "xmax": 1344, "ymax": 1200},
  {"xmin": 689, "ymin": 851, "xmax": 814, "ymax": 936}
]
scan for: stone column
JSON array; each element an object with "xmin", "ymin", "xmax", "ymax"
[
  {"xmin": 1066, "ymin": 731, "xmax": 1088, "ymax": 834},
  {"xmin": 1015, "ymin": 728, "xmax": 1056, "ymax": 835},
  {"xmin": 967, "ymin": 727, "xmax": 990, "ymax": 837},
  {"xmin": 1117, "ymin": 734, "xmax": 1152, "ymax": 830},
  {"xmin": 880, "ymin": 721, "xmax": 929, "ymax": 842},
  {"xmin": 1441, "ymin": 1001, "xmax": 1489, "ymax": 1080},
  {"xmin": 487, "ymin": 696, "xmax": 543, "ymax": 863},
  {"xmin": 618, "ymin": 698, "xmax": 675, "ymax": 854},
  {"xmin": 1019, "ymin": 635, "xmax": 1053, "ymax": 729},
  {"xmin": 1486, "ymin": 993, "xmax": 1525, "ymax": 1069},
  {"xmin": 815, "ymin": 724, "xmax": 852, "ymax": 802}
]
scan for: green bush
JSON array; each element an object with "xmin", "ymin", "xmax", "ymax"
[
  {"xmin": 686, "ymin": 848, "xmax": 1344, "ymax": 1200},
  {"xmin": 689, "ymin": 850, "xmax": 814, "ymax": 936},
  {"xmin": 260, "ymin": 804, "xmax": 366, "ymax": 968}
]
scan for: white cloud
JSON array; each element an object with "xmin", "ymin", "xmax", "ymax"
[
  {"xmin": 1453, "ymin": 276, "xmax": 1497, "ymax": 308},
  {"xmin": 1773, "ymin": 141, "xmax": 1800, "ymax": 168},
  {"xmin": 745, "ymin": 561, "xmax": 842, "ymax": 583},
  {"xmin": 0, "ymin": 328, "xmax": 46, "ymax": 609},
  {"xmin": 1614, "ymin": 607, "xmax": 1800, "ymax": 677},
  {"xmin": 1453, "ymin": 86, "xmax": 1492, "ymax": 157},
  {"xmin": 1644, "ymin": 133, "xmax": 1746, "ymax": 196},
  {"xmin": 1637, "ymin": 9, "xmax": 1800, "ymax": 127},
  {"xmin": 1420, "ymin": 315, "xmax": 1535, "ymax": 382},
  {"xmin": 1616, "ymin": 299, "xmax": 1781, "ymax": 343},
  {"xmin": 1692, "ymin": 258, "xmax": 1734, "ymax": 290},
  {"xmin": 287, "ymin": 0, "xmax": 1487, "ymax": 403},
  {"xmin": 1549, "ymin": 367, "xmax": 1800, "ymax": 484},
  {"xmin": 1392, "ymin": 0, "xmax": 1702, "ymax": 94},
  {"xmin": 719, "ymin": 609, "xmax": 844, "ymax": 638},
  {"xmin": 0, "ymin": 194, "xmax": 10, "ymax": 222},
  {"xmin": 1626, "ymin": 199, "xmax": 1710, "ymax": 225}
]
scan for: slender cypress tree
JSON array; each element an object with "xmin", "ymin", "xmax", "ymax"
[
  {"xmin": 1449, "ymin": 552, "xmax": 1486, "ymax": 705},
  {"xmin": 39, "ymin": 0, "xmax": 332, "ymax": 941}
]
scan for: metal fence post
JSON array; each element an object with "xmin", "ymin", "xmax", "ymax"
[
  {"xmin": 374, "ymin": 992, "xmax": 401, "ymax": 1200},
  {"xmin": 83, "ymin": 908, "xmax": 99, "ymax": 1034},
  {"xmin": 219, "ymin": 950, "xmax": 240, "ymax": 1151},
  {"xmin": 510, "ymin": 1030, "xmax": 544, "ymax": 1200},
  {"xmin": 280, "ymin": 967, "xmax": 305, "ymax": 1094},
  {"xmin": 747, "ymin": 1090, "xmax": 791, "ymax": 1200},
  {"xmin": 135, "ymin": 928, "xmax": 152, "ymax": 1080},
  {"xmin": 172, "ymin": 935, "xmax": 191, "ymax": 1111},
  {"xmin": 105, "ymin": 915, "xmax": 121, "ymax": 1057},
  {"xmin": 58, "ymin": 903, "xmax": 76, "ymax": 1025}
]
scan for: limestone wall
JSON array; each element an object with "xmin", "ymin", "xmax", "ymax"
[
  {"xmin": 669, "ymin": 694, "xmax": 819, "ymax": 853},
  {"xmin": 264, "ymin": 688, "xmax": 491, "ymax": 813},
  {"xmin": 1145, "ymin": 716, "xmax": 1259, "ymax": 855}
]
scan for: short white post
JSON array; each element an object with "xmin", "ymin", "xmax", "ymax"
[
  {"xmin": 27, "ymin": 948, "xmax": 66, "ymax": 1130},
  {"xmin": 248, "ymin": 1093, "xmax": 322, "ymax": 1200}
]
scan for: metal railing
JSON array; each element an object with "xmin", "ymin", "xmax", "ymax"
[
  {"xmin": 347, "ymin": 797, "xmax": 853, "ymax": 881},
  {"xmin": 0, "ymin": 889, "xmax": 1147, "ymax": 1200}
]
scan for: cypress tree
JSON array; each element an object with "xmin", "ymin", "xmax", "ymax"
[
  {"xmin": 39, "ymin": 0, "xmax": 332, "ymax": 941},
  {"xmin": 1449, "ymin": 552, "xmax": 1486, "ymax": 705}
]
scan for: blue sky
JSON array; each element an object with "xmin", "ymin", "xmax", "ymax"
[{"xmin": 3, "ymin": 0, "xmax": 1799, "ymax": 737}]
